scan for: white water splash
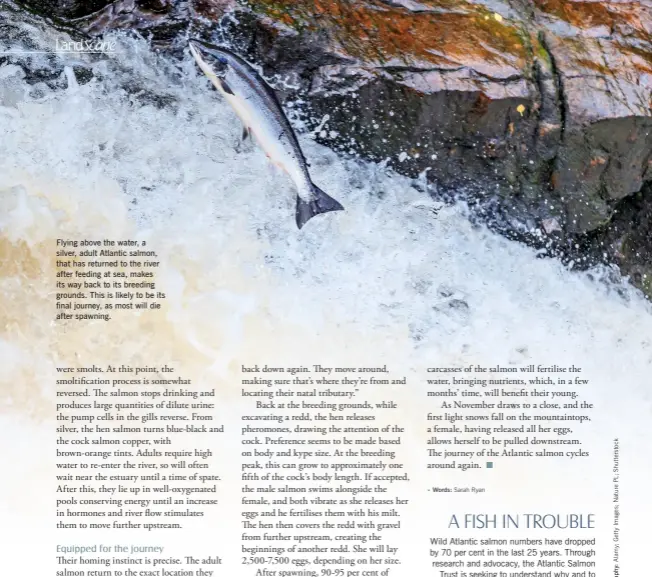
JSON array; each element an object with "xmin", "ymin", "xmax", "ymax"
[{"xmin": 0, "ymin": 30, "xmax": 650, "ymax": 409}]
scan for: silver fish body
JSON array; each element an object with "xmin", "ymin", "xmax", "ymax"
[{"xmin": 189, "ymin": 39, "xmax": 344, "ymax": 229}]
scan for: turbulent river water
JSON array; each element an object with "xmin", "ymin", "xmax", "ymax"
[{"xmin": 1, "ymin": 26, "xmax": 652, "ymax": 412}]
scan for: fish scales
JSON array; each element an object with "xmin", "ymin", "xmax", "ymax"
[{"xmin": 189, "ymin": 39, "xmax": 344, "ymax": 229}]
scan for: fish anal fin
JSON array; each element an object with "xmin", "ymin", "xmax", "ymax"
[{"xmin": 296, "ymin": 185, "xmax": 344, "ymax": 229}]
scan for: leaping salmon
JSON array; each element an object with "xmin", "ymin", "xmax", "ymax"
[{"xmin": 188, "ymin": 39, "xmax": 344, "ymax": 229}]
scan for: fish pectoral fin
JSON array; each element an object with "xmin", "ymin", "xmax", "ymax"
[
  {"xmin": 242, "ymin": 127, "xmax": 251, "ymax": 142},
  {"xmin": 220, "ymin": 79, "xmax": 235, "ymax": 95}
]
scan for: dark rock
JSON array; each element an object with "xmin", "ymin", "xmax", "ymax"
[
  {"xmin": 589, "ymin": 183, "xmax": 652, "ymax": 297},
  {"xmin": 16, "ymin": 0, "xmax": 113, "ymax": 20},
  {"xmin": 73, "ymin": 64, "xmax": 94, "ymax": 83}
]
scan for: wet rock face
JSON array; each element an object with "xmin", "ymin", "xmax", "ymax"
[
  {"xmin": 586, "ymin": 180, "xmax": 652, "ymax": 297},
  {"xmin": 19, "ymin": 0, "xmax": 112, "ymax": 19},
  {"xmin": 241, "ymin": 0, "xmax": 547, "ymax": 210},
  {"xmin": 536, "ymin": 0, "xmax": 652, "ymax": 235},
  {"xmin": 10, "ymin": 0, "xmax": 652, "ymax": 297}
]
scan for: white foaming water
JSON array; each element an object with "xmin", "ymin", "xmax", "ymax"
[
  {"xmin": 1, "ymin": 26, "xmax": 652, "ymax": 577},
  {"xmin": 0, "ymin": 32, "xmax": 651, "ymax": 398}
]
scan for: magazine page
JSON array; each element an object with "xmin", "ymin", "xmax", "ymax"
[{"xmin": 1, "ymin": 2, "xmax": 650, "ymax": 577}]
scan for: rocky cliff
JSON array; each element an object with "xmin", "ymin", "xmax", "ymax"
[{"xmin": 9, "ymin": 0, "xmax": 652, "ymax": 296}]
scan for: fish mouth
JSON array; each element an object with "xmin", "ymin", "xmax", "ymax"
[
  {"xmin": 188, "ymin": 39, "xmax": 229, "ymax": 78},
  {"xmin": 188, "ymin": 38, "xmax": 229, "ymax": 62},
  {"xmin": 188, "ymin": 38, "xmax": 214, "ymax": 50},
  {"xmin": 188, "ymin": 39, "xmax": 210, "ymax": 61}
]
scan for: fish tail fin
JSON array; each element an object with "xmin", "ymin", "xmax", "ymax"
[{"xmin": 295, "ymin": 184, "xmax": 344, "ymax": 229}]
